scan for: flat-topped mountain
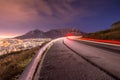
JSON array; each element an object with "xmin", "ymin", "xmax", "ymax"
[{"xmin": 15, "ymin": 28, "xmax": 84, "ymax": 39}]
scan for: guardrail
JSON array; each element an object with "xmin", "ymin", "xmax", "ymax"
[{"xmin": 19, "ymin": 38, "xmax": 64, "ymax": 80}]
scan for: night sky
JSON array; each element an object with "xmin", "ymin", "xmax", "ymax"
[{"xmin": 0, "ymin": 0, "xmax": 120, "ymax": 38}]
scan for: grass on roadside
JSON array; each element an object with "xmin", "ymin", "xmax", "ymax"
[{"xmin": 0, "ymin": 46, "xmax": 40, "ymax": 80}]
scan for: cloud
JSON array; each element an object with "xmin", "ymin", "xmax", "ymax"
[
  {"xmin": 0, "ymin": 0, "xmax": 96, "ymax": 26},
  {"xmin": 0, "ymin": 0, "xmax": 115, "ymax": 36}
]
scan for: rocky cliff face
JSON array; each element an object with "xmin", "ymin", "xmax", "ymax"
[{"xmin": 15, "ymin": 28, "xmax": 84, "ymax": 39}]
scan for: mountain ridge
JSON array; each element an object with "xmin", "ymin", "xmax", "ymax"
[{"xmin": 15, "ymin": 28, "xmax": 84, "ymax": 39}]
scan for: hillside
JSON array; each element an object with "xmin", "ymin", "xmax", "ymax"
[
  {"xmin": 15, "ymin": 28, "xmax": 84, "ymax": 39},
  {"xmin": 84, "ymin": 21, "xmax": 120, "ymax": 40},
  {"xmin": 15, "ymin": 29, "xmax": 44, "ymax": 39}
]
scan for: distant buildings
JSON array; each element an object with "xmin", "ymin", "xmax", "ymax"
[{"xmin": 0, "ymin": 38, "xmax": 51, "ymax": 55}]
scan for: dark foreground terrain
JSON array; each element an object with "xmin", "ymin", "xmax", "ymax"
[{"xmin": 0, "ymin": 46, "xmax": 40, "ymax": 80}]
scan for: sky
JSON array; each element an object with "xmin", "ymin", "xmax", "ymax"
[{"xmin": 0, "ymin": 0, "xmax": 120, "ymax": 38}]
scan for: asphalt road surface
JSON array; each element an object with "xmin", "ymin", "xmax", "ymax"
[
  {"xmin": 64, "ymin": 38, "xmax": 120, "ymax": 80},
  {"xmin": 35, "ymin": 38, "xmax": 120, "ymax": 80}
]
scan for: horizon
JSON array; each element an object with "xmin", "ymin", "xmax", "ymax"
[
  {"xmin": 0, "ymin": 0, "xmax": 120, "ymax": 38},
  {"xmin": 0, "ymin": 27, "xmax": 82, "ymax": 39},
  {"xmin": 0, "ymin": 36, "xmax": 17, "ymax": 39},
  {"xmin": 0, "ymin": 25, "xmax": 115, "ymax": 39}
]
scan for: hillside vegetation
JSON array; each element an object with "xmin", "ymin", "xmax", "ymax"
[
  {"xmin": 0, "ymin": 46, "xmax": 40, "ymax": 80},
  {"xmin": 84, "ymin": 21, "xmax": 120, "ymax": 40}
]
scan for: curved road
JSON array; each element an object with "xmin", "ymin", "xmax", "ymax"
[
  {"xmin": 34, "ymin": 38, "xmax": 120, "ymax": 80},
  {"xmin": 64, "ymin": 38, "xmax": 120, "ymax": 80}
]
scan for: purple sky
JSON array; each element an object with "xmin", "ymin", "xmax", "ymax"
[{"xmin": 0, "ymin": 0, "xmax": 120, "ymax": 38}]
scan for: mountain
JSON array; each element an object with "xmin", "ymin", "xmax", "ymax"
[
  {"xmin": 16, "ymin": 29, "xmax": 44, "ymax": 39},
  {"xmin": 15, "ymin": 28, "xmax": 84, "ymax": 39},
  {"xmin": 44, "ymin": 28, "xmax": 83, "ymax": 38},
  {"xmin": 84, "ymin": 21, "xmax": 120, "ymax": 40}
]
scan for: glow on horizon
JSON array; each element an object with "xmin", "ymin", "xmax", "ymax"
[{"xmin": 0, "ymin": 36, "xmax": 16, "ymax": 39}]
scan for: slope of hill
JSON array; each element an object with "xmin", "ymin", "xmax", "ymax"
[
  {"xmin": 111, "ymin": 21, "xmax": 120, "ymax": 28},
  {"xmin": 84, "ymin": 21, "xmax": 120, "ymax": 40},
  {"xmin": 16, "ymin": 28, "xmax": 83, "ymax": 39},
  {"xmin": 16, "ymin": 29, "xmax": 44, "ymax": 39}
]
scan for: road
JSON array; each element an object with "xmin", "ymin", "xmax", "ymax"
[{"xmin": 34, "ymin": 38, "xmax": 120, "ymax": 80}]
